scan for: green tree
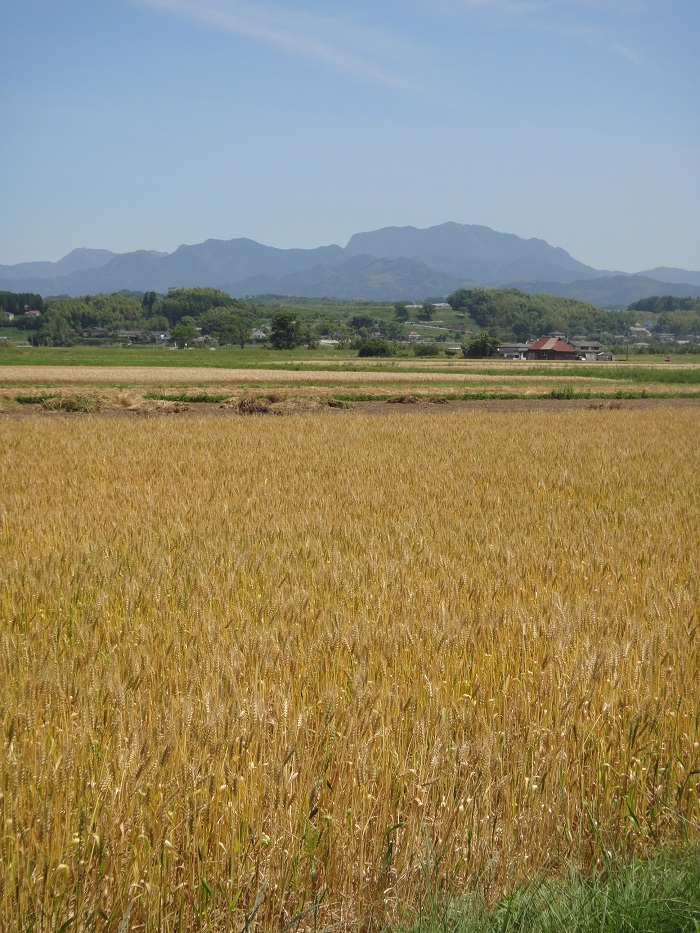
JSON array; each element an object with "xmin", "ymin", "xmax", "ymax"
[
  {"xmin": 333, "ymin": 323, "xmax": 353, "ymax": 349},
  {"xmin": 144, "ymin": 315, "xmax": 169, "ymax": 332},
  {"xmin": 198, "ymin": 306, "xmax": 255, "ymax": 338},
  {"xmin": 462, "ymin": 332, "xmax": 500, "ymax": 358},
  {"xmin": 380, "ymin": 320, "xmax": 406, "ymax": 341},
  {"xmin": 355, "ymin": 337, "xmax": 396, "ymax": 357},
  {"xmin": 350, "ymin": 314, "xmax": 377, "ymax": 332},
  {"xmin": 171, "ymin": 321, "xmax": 198, "ymax": 348},
  {"xmin": 393, "ymin": 302, "xmax": 409, "ymax": 322},
  {"xmin": 446, "ymin": 289, "xmax": 472, "ymax": 311},
  {"xmin": 414, "ymin": 342, "xmax": 441, "ymax": 357},
  {"xmin": 159, "ymin": 287, "xmax": 239, "ymax": 326},
  {"xmin": 0, "ymin": 291, "xmax": 46, "ymax": 317},
  {"xmin": 30, "ymin": 307, "xmax": 79, "ymax": 346},
  {"xmin": 142, "ymin": 291, "xmax": 158, "ymax": 313},
  {"xmin": 269, "ymin": 310, "xmax": 301, "ymax": 349},
  {"xmin": 302, "ymin": 324, "xmax": 319, "ymax": 349},
  {"xmin": 219, "ymin": 314, "xmax": 252, "ymax": 348},
  {"xmin": 417, "ymin": 302, "xmax": 434, "ymax": 322}
]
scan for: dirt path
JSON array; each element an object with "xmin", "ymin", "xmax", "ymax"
[{"xmin": 2, "ymin": 396, "xmax": 700, "ymax": 420}]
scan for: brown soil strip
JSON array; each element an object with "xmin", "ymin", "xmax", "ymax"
[{"xmin": 2, "ymin": 396, "xmax": 699, "ymax": 420}]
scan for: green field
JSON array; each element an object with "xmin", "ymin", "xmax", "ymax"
[
  {"xmin": 0, "ymin": 344, "xmax": 343, "ymax": 367},
  {"xmin": 1, "ymin": 344, "xmax": 700, "ymax": 379}
]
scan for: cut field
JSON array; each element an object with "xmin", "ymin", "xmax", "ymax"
[
  {"xmin": 1, "ymin": 407, "xmax": 699, "ymax": 931},
  {"xmin": 1, "ymin": 359, "xmax": 700, "ymax": 411}
]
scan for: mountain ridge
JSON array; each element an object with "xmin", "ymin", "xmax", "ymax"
[{"xmin": 2, "ymin": 222, "xmax": 698, "ymax": 308}]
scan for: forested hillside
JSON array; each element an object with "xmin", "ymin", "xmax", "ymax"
[
  {"xmin": 445, "ymin": 288, "xmax": 632, "ymax": 340},
  {"xmin": 627, "ymin": 296, "xmax": 700, "ymax": 338}
]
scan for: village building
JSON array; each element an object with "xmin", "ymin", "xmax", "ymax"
[
  {"xmin": 497, "ymin": 342, "xmax": 530, "ymax": 360},
  {"xmin": 526, "ymin": 336, "xmax": 577, "ymax": 361},
  {"xmin": 116, "ymin": 330, "xmax": 151, "ymax": 343},
  {"xmin": 570, "ymin": 338, "xmax": 603, "ymax": 360}
]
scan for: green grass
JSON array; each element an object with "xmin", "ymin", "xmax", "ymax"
[
  {"xmin": 15, "ymin": 392, "xmax": 60, "ymax": 404},
  {"xmin": 0, "ymin": 345, "xmax": 349, "ymax": 367},
  {"xmin": 474, "ymin": 364, "xmax": 700, "ymax": 385},
  {"xmin": 392, "ymin": 844, "xmax": 700, "ymax": 933},
  {"xmin": 564, "ymin": 365, "xmax": 700, "ymax": 385},
  {"xmin": 1, "ymin": 346, "xmax": 700, "ymax": 388},
  {"xmin": 623, "ymin": 354, "xmax": 700, "ymax": 364},
  {"xmin": 327, "ymin": 390, "xmax": 697, "ymax": 403}
]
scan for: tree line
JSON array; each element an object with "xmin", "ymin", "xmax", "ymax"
[
  {"xmin": 626, "ymin": 296, "xmax": 700, "ymax": 338},
  {"xmin": 445, "ymin": 288, "xmax": 635, "ymax": 341},
  {"xmin": 1, "ymin": 288, "xmax": 258, "ymax": 348},
  {"xmin": 0, "ymin": 289, "xmax": 411, "ymax": 349},
  {"xmin": 2, "ymin": 287, "xmax": 699, "ymax": 349}
]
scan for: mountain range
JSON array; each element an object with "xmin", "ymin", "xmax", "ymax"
[{"xmin": 2, "ymin": 222, "xmax": 699, "ymax": 307}]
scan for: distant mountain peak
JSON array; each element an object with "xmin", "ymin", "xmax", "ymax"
[{"xmin": 1, "ymin": 223, "xmax": 698, "ymax": 306}]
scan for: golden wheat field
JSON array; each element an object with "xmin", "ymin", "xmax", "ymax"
[{"xmin": 1, "ymin": 408, "xmax": 699, "ymax": 931}]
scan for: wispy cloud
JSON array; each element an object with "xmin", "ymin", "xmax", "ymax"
[
  {"xmin": 431, "ymin": 0, "xmax": 647, "ymax": 12},
  {"xmin": 421, "ymin": 0, "xmax": 648, "ymax": 67},
  {"xmin": 609, "ymin": 41, "xmax": 644, "ymax": 66},
  {"xmin": 133, "ymin": 0, "xmax": 412, "ymax": 89},
  {"xmin": 426, "ymin": 0, "xmax": 550, "ymax": 12}
]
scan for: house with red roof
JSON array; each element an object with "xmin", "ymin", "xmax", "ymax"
[{"xmin": 527, "ymin": 336, "xmax": 577, "ymax": 361}]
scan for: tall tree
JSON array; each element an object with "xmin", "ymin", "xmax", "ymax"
[
  {"xmin": 269, "ymin": 310, "xmax": 301, "ymax": 350},
  {"xmin": 220, "ymin": 314, "xmax": 252, "ymax": 349}
]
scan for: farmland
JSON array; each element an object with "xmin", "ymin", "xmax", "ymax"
[
  {"xmin": 1, "ymin": 352, "xmax": 700, "ymax": 415},
  {"xmin": 1, "ymin": 393, "xmax": 699, "ymax": 931}
]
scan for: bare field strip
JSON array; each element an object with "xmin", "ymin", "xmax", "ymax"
[
  {"xmin": 1, "ymin": 409, "xmax": 699, "ymax": 931},
  {"xmin": 288, "ymin": 357, "xmax": 700, "ymax": 373},
  {"xmin": 0, "ymin": 364, "xmax": 586, "ymax": 386},
  {"xmin": 1, "ymin": 364, "xmax": 699, "ymax": 399}
]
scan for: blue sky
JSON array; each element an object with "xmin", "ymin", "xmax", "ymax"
[{"xmin": 2, "ymin": 0, "xmax": 698, "ymax": 272}]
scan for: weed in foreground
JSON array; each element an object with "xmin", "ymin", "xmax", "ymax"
[
  {"xmin": 395, "ymin": 844, "xmax": 700, "ymax": 933},
  {"xmin": 15, "ymin": 392, "xmax": 60, "ymax": 404}
]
